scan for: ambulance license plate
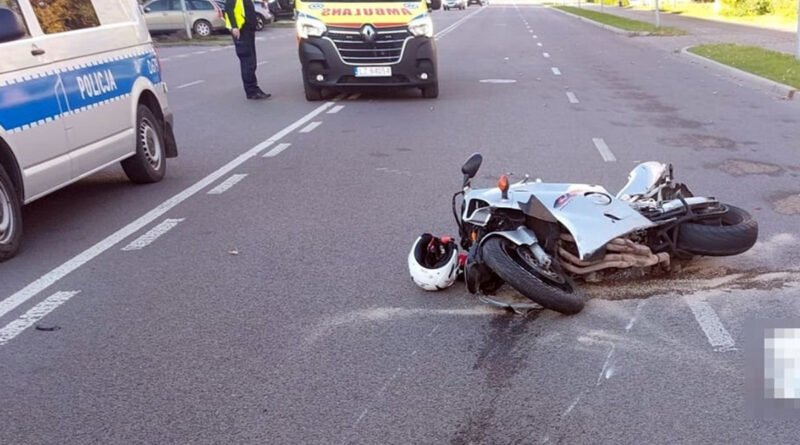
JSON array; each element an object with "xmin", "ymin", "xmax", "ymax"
[{"xmin": 355, "ymin": 66, "xmax": 392, "ymax": 77}]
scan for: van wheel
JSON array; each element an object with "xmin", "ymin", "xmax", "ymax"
[
  {"xmin": 303, "ymin": 77, "xmax": 323, "ymax": 101},
  {"xmin": 0, "ymin": 164, "xmax": 22, "ymax": 262},
  {"xmin": 193, "ymin": 20, "xmax": 212, "ymax": 37},
  {"xmin": 421, "ymin": 82, "xmax": 439, "ymax": 99},
  {"xmin": 255, "ymin": 14, "xmax": 266, "ymax": 31},
  {"xmin": 122, "ymin": 105, "xmax": 166, "ymax": 184}
]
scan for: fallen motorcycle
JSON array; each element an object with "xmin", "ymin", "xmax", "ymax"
[{"xmin": 445, "ymin": 153, "xmax": 758, "ymax": 315}]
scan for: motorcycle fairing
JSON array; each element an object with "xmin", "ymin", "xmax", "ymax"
[
  {"xmin": 616, "ymin": 161, "xmax": 669, "ymax": 202},
  {"xmin": 464, "ymin": 182, "xmax": 655, "ymax": 260}
]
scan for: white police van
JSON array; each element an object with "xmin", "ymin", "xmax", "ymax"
[{"xmin": 0, "ymin": 0, "xmax": 177, "ymax": 262}]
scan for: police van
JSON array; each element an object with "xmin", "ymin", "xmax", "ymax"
[
  {"xmin": 294, "ymin": 0, "xmax": 442, "ymax": 100},
  {"xmin": 0, "ymin": 0, "xmax": 177, "ymax": 262}
]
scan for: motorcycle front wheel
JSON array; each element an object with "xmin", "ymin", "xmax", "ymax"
[
  {"xmin": 676, "ymin": 204, "xmax": 758, "ymax": 256},
  {"xmin": 481, "ymin": 237, "xmax": 585, "ymax": 315}
]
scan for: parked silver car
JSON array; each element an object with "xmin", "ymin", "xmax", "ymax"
[{"xmin": 143, "ymin": 0, "xmax": 226, "ymax": 37}]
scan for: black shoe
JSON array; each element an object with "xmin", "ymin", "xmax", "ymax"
[{"xmin": 247, "ymin": 91, "xmax": 271, "ymax": 100}]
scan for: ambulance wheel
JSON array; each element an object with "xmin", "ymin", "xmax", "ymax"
[
  {"xmin": 421, "ymin": 82, "xmax": 439, "ymax": 99},
  {"xmin": 0, "ymin": 163, "xmax": 22, "ymax": 262},
  {"xmin": 122, "ymin": 105, "xmax": 166, "ymax": 184},
  {"xmin": 193, "ymin": 19, "xmax": 212, "ymax": 37},
  {"xmin": 303, "ymin": 77, "xmax": 323, "ymax": 101}
]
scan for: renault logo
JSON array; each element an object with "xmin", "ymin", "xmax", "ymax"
[{"xmin": 361, "ymin": 25, "xmax": 376, "ymax": 42}]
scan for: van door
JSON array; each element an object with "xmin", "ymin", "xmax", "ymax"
[
  {"xmin": 27, "ymin": 0, "xmax": 147, "ymax": 179},
  {"xmin": 0, "ymin": 1, "xmax": 71, "ymax": 202}
]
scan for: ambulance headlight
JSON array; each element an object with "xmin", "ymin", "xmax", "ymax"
[
  {"xmin": 408, "ymin": 15, "xmax": 433, "ymax": 38},
  {"xmin": 296, "ymin": 16, "xmax": 326, "ymax": 39}
]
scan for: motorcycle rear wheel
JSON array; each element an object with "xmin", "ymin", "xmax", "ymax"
[
  {"xmin": 676, "ymin": 204, "xmax": 758, "ymax": 256},
  {"xmin": 481, "ymin": 237, "xmax": 585, "ymax": 315}
]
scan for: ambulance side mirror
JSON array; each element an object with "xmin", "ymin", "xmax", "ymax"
[
  {"xmin": 0, "ymin": 8, "xmax": 26, "ymax": 44},
  {"xmin": 428, "ymin": 0, "xmax": 442, "ymax": 10},
  {"xmin": 144, "ymin": 6, "xmax": 152, "ymax": 12}
]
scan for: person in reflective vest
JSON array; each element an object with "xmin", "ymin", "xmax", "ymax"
[{"xmin": 224, "ymin": 0, "xmax": 270, "ymax": 100}]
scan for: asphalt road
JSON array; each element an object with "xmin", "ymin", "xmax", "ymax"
[{"xmin": 2, "ymin": 4, "xmax": 800, "ymax": 444}]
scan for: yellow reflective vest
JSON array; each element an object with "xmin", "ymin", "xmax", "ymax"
[{"xmin": 224, "ymin": 0, "xmax": 246, "ymax": 29}]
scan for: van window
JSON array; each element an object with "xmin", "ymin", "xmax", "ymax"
[
  {"xmin": 147, "ymin": 0, "xmax": 170, "ymax": 11},
  {"xmin": 31, "ymin": 0, "xmax": 101, "ymax": 34},
  {"xmin": 0, "ymin": 0, "xmax": 29, "ymax": 39}
]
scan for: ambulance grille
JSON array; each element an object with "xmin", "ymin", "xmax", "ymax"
[{"xmin": 327, "ymin": 26, "xmax": 411, "ymax": 64}]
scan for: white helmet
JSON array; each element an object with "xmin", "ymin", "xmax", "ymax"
[{"xmin": 408, "ymin": 234, "xmax": 459, "ymax": 291}]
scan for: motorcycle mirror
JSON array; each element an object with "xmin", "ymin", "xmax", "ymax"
[{"xmin": 461, "ymin": 153, "xmax": 483, "ymax": 186}]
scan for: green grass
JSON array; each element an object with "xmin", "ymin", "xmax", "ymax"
[
  {"xmin": 689, "ymin": 43, "xmax": 800, "ymax": 89},
  {"xmin": 629, "ymin": 2, "xmax": 795, "ymax": 30},
  {"xmin": 554, "ymin": 6, "xmax": 686, "ymax": 35}
]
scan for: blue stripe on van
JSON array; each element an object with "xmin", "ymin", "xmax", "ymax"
[{"xmin": 0, "ymin": 52, "xmax": 161, "ymax": 133}]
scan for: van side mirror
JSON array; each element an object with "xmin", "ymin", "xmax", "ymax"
[
  {"xmin": 144, "ymin": 6, "xmax": 152, "ymax": 12},
  {"xmin": 0, "ymin": 8, "xmax": 27, "ymax": 44},
  {"xmin": 461, "ymin": 153, "xmax": 482, "ymax": 187},
  {"xmin": 428, "ymin": 0, "xmax": 442, "ymax": 10}
]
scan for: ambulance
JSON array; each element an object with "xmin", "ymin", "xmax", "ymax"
[
  {"xmin": 0, "ymin": 0, "xmax": 177, "ymax": 261},
  {"xmin": 294, "ymin": 0, "xmax": 442, "ymax": 100}
]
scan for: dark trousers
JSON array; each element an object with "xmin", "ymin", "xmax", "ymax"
[{"xmin": 233, "ymin": 27, "xmax": 259, "ymax": 96}]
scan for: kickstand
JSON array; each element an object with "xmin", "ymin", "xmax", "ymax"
[{"xmin": 479, "ymin": 296, "xmax": 541, "ymax": 316}]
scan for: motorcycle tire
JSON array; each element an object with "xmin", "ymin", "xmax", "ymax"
[
  {"xmin": 481, "ymin": 237, "xmax": 585, "ymax": 315},
  {"xmin": 676, "ymin": 204, "xmax": 758, "ymax": 256}
]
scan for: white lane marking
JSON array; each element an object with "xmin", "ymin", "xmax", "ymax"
[
  {"xmin": 543, "ymin": 52, "xmax": 550, "ymax": 58},
  {"xmin": 209, "ymin": 47, "xmax": 225, "ymax": 52},
  {"xmin": 175, "ymin": 80, "xmax": 205, "ymax": 90},
  {"xmin": 160, "ymin": 57, "xmax": 172, "ymax": 62},
  {"xmin": 300, "ymin": 121, "xmax": 322, "ymax": 133},
  {"xmin": 327, "ymin": 104, "xmax": 345, "ymax": 114},
  {"xmin": 596, "ymin": 344, "xmax": 616, "ymax": 385},
  {"xmin": 563, "ymin": 394, "xmax": 583, "ymax": 417},
  {"xmin": 354, "ymin": 408, "xmax": 368, "ymax": 426},
  {"xmin": 347, "ymin": 93, "xmax": 361, "ymax": 100},
  {"xmin": 528, "ymin": 29, "xmax": 533, "ymax": 33},
  {"xmin": 192, "ymin": 50, "xmax": 206, "ymax": 55},
  {"xmin": 685, "ymin": 297, "xmax": 736, "ymax": 351},
  {"xmin": 0, "ymin": 102, "xmax": 335, "ymax": 321},
  {"xmin": 427, "ymin": 324, "xmax": 440, "ymax": 336},
  {"xmin": 626, "ymin": 300, "xmax": 645, "ymax": 331},
  {"xmin": 263, "ymin": 142, "xmax": 291, "ymax": 158},
  {"xmin": 121, "ymin": 218, "xmax": 185, "ymax": 251},
  {"xmin": 435, "ymin": 5, "xmax": 485, "ymax": 40},
  {"xmin": 592, "ymin": 138, "xmax": 616, "ymax": 162},
  {"xmin": 257, "ymin": 61, "xmax": 268, "ymax": 66},
  {"xmin": 551, "ymin": 67, "xmax": 562, "ymax": 75},
  {"xmin": 537, "ymin": 42, "xmax": 543, "ymax": 47},
  {"xmin": 566, "ymin": 91, "xmax": 579, "ymax": 104},
  {"xmin": 533, "ymin": 34, "xmax": 538, "ymax": 38},
  {"xmin": 0, "ymin": 291, "xmax": 80, "ymax": 346},
  {"xmin": 207, "ymin": 173, "xmax": 248, "ymax": 195},
  {"xmin": 175, "ymin": 54, "xmax": 189, "ymax": 59}
]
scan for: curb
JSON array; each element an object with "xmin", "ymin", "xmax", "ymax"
[
  {"xmin": 547, "ymin": 6, "xmax": 651, "ymax": 37},
  {"xmin": 680, "ymin": 46, "xmax": 797, "ymax": 101}
]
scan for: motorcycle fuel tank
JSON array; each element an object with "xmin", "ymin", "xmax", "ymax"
[{"xmin": 464, "ymin": 182, "xmax": 655, "ymax": 260}]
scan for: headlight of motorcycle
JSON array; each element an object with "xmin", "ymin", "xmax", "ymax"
[
  {"xmin": 408, "ymin": 15, "xmax": 433, "ymax": 38},
  {"xmin": 296, "ymin": 16, "xmax": 326, "ymax": 39}
]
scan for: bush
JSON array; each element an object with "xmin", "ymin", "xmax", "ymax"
[
  {"xmin": 771, "ymin": 0, "xmax": 797, "ymax": 18},
  {"xmin": 720, "ymin": 0, "xmax": 774, "ymax": 16}
]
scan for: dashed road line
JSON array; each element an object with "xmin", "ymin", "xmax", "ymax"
[
  {"xmin": 207, "ymin": 173, "xmax": 248, "ymax": 195},
  {"xmin": 0, "ymin": 101, "xmax": 336, "ymax": 321},
  {"xmin": 327, "ymin": 104, "xmax": 345, "ymax": 114},
  {"xmin": 192, "ymin": 50, "xmax": 206, "ymax": 55},
  {"xmin": 592, "ymin": 138, "xmax": 616, "ymax": 162},
  {"xmin": 537, "ymin": 42, "xmax": 543, "ymax": 46},
  {"xmin": 0, "ymin": 291, "xmax": 80, "ymax": 346},
  {"xmin": 263, "ymin": 142, "xmax": 291, "ymax": 158},
  {"xmin": 175, "ymin": 54, "xmax": 189, "ymax": 59},
  {"xmin": 121, "ymin": 218, "xmax": 185, "ymax": 251},
  {"xmin": 551, "ymin": 67, "xmax": 562, "ymax": 75},
  {"xmin": 566, "ymin": 91, "xmax": 579, "ymax": 103},
  {"xmin": 685, "ymin": 296, "xmax": 736, "ymax": 351},
  {"xmin": 300, "ymin": 121, "xmax": 322, "ymax": 133},
  {"xmin": 175, "ymin": 80, "xmax": 205, "ymax": 90},
  {"xmin": 257, "ymin": 61, "xmax": 268, "ymax": 66},
  {"xmin": 543, "ymin": 52, "xmax": 550, "ymax": 58}
]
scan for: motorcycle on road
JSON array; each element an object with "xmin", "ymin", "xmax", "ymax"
[{"xmin": 451, "ymin": 153, "xmax": 758, "ymax": 315}]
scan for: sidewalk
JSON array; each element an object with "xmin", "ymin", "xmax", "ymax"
[{"xmin": 574, "ymin": 4, "xmax": 796, "ymax": 54}]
